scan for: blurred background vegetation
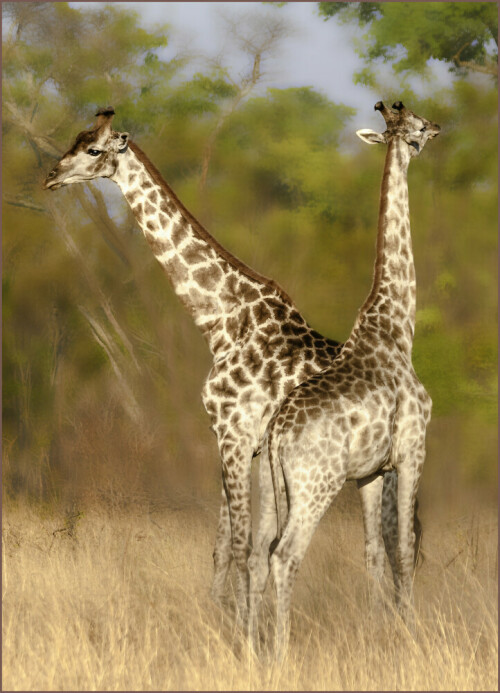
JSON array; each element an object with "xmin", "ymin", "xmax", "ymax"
[{"xmin": 2, "ymin": 2, "xmax": 497, "ymax": 512}]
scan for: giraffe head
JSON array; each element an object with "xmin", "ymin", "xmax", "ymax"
[
  {"xmin": 356, "ymin": 101, "xmax": 440, "ymax": 158},
  {"xmin": 43, "ymin": 107, "xmax": 129, "ymax": 190}
]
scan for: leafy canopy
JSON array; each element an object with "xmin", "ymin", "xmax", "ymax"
[
  {"xmin": 2, "ymin": 1, "xmax": 497, "ymax": 499},
  {"xmin": 319, "ymin": 2, "xmax": 498, "ymax": 79}
]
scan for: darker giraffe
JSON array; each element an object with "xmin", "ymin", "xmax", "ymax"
[{"xmin": 248, "ymin": 102, "xmax": 440, "ymax": 657}]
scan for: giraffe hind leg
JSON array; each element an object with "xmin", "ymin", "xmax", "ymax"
[
  {"xmin": 270, "ymin": 518, "xmax": 314, "ymax": 662},
  {"xmin": 248, "ymin": 452, "xmax": 278, "ymax": 653},
  {"xmin": 394, "ymin": 444, "xmax": 426, "ymax": 631},
  {"xmin": 357, "ymin": 473, "xmax": 385, "ymax": 610},
  {"xmin": 381, "ymin": 470, "xmax": 423, "ymax": 607},
  {"xmin": 381, "ymin": 470, "xmax": 401, "ymax": 605}
]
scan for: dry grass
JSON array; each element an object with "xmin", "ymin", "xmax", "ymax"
[{"xmin": 2, "ymin": 489, "xmax": 497, "ymax": 691}]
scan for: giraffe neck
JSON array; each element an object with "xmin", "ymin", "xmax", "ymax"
[
  {"xmin": 111, "ymin": 141, "xmax": 293, "ymax": 355},
  {"xmin": 353, "ymin": 138, "xmax": 415, "ymax": 356}
]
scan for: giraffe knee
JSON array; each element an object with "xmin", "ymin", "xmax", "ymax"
[
  {"xmin": 232, "ymin": 544, "xmax": 251, "ymax": 571},
  {"xmin": 213, "ymin": 542, "xmax": 232, "ymax": 571},
  {"xmin": 270, "ymin": 544, "xmax": 299, "ymax": 580},
  {"xmin": 247, "ymin": 550, "xmax": 259, "ymax": 574},
  {"xmin": 248, "ymin": 550, "xmax": 270, "ymax": 591}
]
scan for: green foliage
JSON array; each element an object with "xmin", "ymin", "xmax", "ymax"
[
  {"xmin": 166, "ymin": 72, "xmax": 238, "ymax": 117},
  {"xmin": 319, "ymin": 2, "xmax": 498, "ymax": 79},
  {"xmin": 2, "ymin": 2, "xmax": 497, "ymax": 502},
  {"xmin": 320, "ymin": 2, "xmax": 381, "ymax": 25},
  {"xmin": 218, "ymin": 87, "xmax": 355, "ymax": 221}
]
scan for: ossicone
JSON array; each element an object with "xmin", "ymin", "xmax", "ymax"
[
  {"xmin": 95, "ymin": 106, "xmax": 115, "ymax": 117},
  {"xmin": 95, "ymin": 106, "xmax": 115, "ymax": 129}
]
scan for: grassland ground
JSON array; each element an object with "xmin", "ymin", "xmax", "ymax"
[{"xmin": 2, "ymin": 483, "xmax": 497, "ymax": 691}]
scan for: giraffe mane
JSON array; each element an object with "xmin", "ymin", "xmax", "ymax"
[
  {"xmin": 128, "ymin": 140, "xmax": 294, "ymax": 306},
  {"xmin": 358, "ymin": 142, "xmax": 392, "ymax": 315}
]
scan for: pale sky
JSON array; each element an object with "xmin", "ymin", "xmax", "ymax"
[{"xmin": 69, "ymin": 1, "xmax": 453, "ymax": 133}]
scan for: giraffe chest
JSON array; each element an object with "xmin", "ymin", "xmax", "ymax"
[
  {"xmin": 201, "ymin": 331, "xmax": 339, "ymax": 449},
  {"xmin": 201, "ymin": 347, "xmax": 298, "ymax": 449}
]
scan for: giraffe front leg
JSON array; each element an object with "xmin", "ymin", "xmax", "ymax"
[
  {"xmin": 357, "ymin": 473, "xmax": 385, "ymax": 611},
  {"xmin": 270, "ymin": 471, "xmax": 345, "ymax": 662},
  {"xmin": 270, "ymin": 503, "xmax": 333, "ymax": 662},
  {"xmin": 220, "ymin": 442, "xmax": 253, "ymax": 628},
  {"xmin": 210, "ymin": 484, "xmax": 233, "ymax": 607}
]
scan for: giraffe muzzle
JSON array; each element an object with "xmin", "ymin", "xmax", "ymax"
[{"xmin": 43, "ymin": 169, "xmax": 63, "ymax": 190}]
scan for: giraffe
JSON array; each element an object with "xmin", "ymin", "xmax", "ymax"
[
  {"xmin": 248, "ymin": 101, "xmax": 440, "ymax": 657},
  {"xmin": 43, "ymin": 106, "xmax": 421, "ymax": 624}
]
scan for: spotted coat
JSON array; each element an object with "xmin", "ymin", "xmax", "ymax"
[
  {"xmin": 248, "ymin": 102, "xmax": 440, "ymax": 658},
  {"xmin": 44, "ymin": 106, "xmax": 419, "ymax": 623}
]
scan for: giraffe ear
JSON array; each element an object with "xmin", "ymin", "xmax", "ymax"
[
  {"xmin": 109, "ymin": 131, "xmax": 129, "ymax": 152},
  {"xmin": 117, "ymin": 132, "xmax": 129, "ymax": 152},
  {"xmin": 356, "ymin": 129, "xmax": 386, "ymax": 145}
]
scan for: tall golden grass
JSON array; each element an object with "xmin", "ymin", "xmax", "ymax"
[{"xmin": 2, "ymin": 487, "xmax": 497, "ymax": 691}]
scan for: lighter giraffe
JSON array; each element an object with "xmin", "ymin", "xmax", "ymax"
[
  {"xmin": 249, "ymin": 101, "xmax": 440, "ymax": 657},
  {"xmin": 44, "ymin": 106, "xmax": 421, "ymax": 624}
]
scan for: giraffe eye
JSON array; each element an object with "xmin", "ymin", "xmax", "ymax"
[
  {"xmin": 87, "ymin": 148, "xmax": 102, "ymax": 156},
  {"xmin": 420, "ymin": 126, "xmax": 427, "ymax": 133}
]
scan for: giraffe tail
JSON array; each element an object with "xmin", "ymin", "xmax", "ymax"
[
  {"xmin": 413, "ymin": 497, "xmax": 424, "ymax": 568},
  {"xmin": 266, "ymin": 415, "xmax": 285, "ymax": 556}
]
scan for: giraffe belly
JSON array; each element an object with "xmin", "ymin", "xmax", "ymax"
[
  {"xmin": 345, "ymin": 418, "xmax": 393, "ymax": 480},
  {"xmin": 342, "ymin": 398, "xmax": 396, "ymax": 480},
  {"xmin": 281, "ymin": 397, "xmax": 395, "ymax": 484}
]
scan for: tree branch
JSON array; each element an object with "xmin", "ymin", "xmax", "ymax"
[
  {"xmin": 451, "ymin": 41, "xmax": 498, "ymax": 77},
  {"xmin": 3, "ymin": 100, "xmax": 63, "ymax": 159},
  {"xmin": 78, "ymin": 305, "xmax": 141, "ymax": 423},
  {"xmin": 453, "ymin": 58, "xmax": 498, "ymax": 76},
  {"xmin": 199, "ymin": 50, "xmax": 263, "ymax": 192},
  {"xmin": 44, "ymin": 195, "xmax": 143, "ymax": 375},
  {"xmin": 4, "ymin": 195, "xmax": 47, "ymax": 214},
  {"xmin": 73, "ymin": 185, "xmax": 132, "ymax": 268}
]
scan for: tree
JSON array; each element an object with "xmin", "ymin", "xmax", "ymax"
[
  {"xmin": 2, "ymin": 2, "xmax": 496, "ymax": 503},
  {"xmin": 319, "ymin": 2, "xmax": 498, "ymax": 81},
  {"xmin": 198, "ymin": 7, "xmax": 292, "ymax": 192},
  {"xmin": 1, "ymin": 2, "xmax": 239, "ymax": 501}
]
